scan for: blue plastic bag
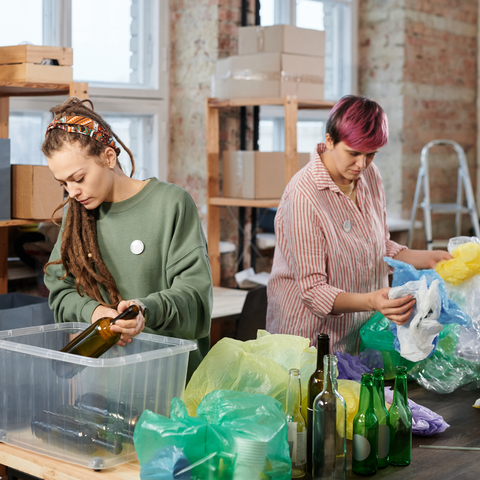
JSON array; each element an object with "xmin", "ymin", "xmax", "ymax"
[{"xmin": 383, "ymin": 257, "xmax": 472, "ymax": 359}]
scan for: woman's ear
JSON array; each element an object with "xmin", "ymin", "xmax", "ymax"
[
  {"xmin": 325, "ymin": 133, "xmax": 334, "ymax": 151},
  {"xmin": 104, "ymin": 147, "xmax": 117, "ymax": 169}
]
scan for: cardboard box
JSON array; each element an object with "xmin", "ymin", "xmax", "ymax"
[
  {"xmin": 0, "ymin": 139, "xmax": 10, "ymax": 221},
  {"xmin": 11, "ymin": 165, "xmax": 64, "ymax": 220},
  {"xmin": 215, "ymin": 53, "xmax": 324, "ymax": 100},
  {"xmin": 0, "ymin": 45, "xmax": 73, "ymax": 84},
  {"xmin": 222, "ymin": 151, "xmax": 311, "ymax": 199},
  {"xmin": 239, "ymin": 25, "xmax": 325, "ymax": 57}
]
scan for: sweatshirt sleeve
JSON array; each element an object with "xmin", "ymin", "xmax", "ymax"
[
  {"xmin": 136, "ymin": 191, "xmax": 213, "ymax": 341},
  {"xmin": 43, "ymin": 219, "xmax": 101, "ymax": 324}
]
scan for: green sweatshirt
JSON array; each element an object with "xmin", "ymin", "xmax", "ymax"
[{"xmin": 44, "ymin": 178, "xmax": 213, "ymax": 379}]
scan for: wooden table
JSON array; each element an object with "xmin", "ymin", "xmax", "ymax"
[{"xmin": 1, "ymin": 380, "xmax": 479, "ymax": 479}]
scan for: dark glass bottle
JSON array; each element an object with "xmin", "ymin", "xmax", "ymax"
[
  {"xmin": 312, "ymin": 354, "xmax": 346, "ymax": 480},
  {"xmin": 387, "ymin": 366, "xmax": 412, "ymax": 466},
  {"xmin": 54, "ymin": 305, "xmax": 140, "ymax": 379},
  {"xmin": 307, "ymin": 333, "xmax": 329, "ymax": 474},
  {"xmin": 75, "ymin": 392, "xmax": 139, "ymax": 435},
  {"xmin": 352, "ymin": 373, "xmax": 378, "ymax": 476},
  {"xmin": 31, "ymin": 410, "xmax": 122, "ymax": 455},
  {"xmin": 56, "ymin": 404, "xmax": 134, "ymax": 445},
  {"xmin": 372, "ymin": 368, "xmax": 390, "ymax": 468},
  {"xmin": 61, "ymin": 304, "xmax": 140, "ymax": 357}
]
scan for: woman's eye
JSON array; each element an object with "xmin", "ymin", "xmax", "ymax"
[{"xmin": 75, "ymin": 177, "xmax": 84, "ymax": 183}]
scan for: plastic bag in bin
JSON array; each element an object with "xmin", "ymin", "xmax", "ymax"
[{"xmin": 134, "ymin": 390, "xmax": 291, "ymax": 480}]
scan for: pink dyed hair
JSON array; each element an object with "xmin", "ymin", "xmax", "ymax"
[{"xmin": 326, "ymin": 95, "xmax": 388, "ymax": 151}]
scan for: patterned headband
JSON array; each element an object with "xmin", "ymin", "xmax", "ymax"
[{"xmin": 45, "ymin": 115, "xmax": 121, "ymax": 156}]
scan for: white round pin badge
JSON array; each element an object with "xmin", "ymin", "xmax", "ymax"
[
  {"xmin": 130, "ymin": 240, "xmax": 145, "ymax": 255},
  {"xmin": 343, "ymin": 220, "xmax": 351, "ymax": 233}
]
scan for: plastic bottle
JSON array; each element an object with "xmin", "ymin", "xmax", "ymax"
[
  {"xmin": 31, "ymin": 410, "xmax": 122, "ymax": 455},
  {"xmin": 307, "ymin": 333, "xmax": 329, "ymax": 474},
  {"xmin": 352, "ymin": 373, "xmax": 378, "ymax": 476},
  {"xmin": 285, "ymin": 368, "xmax": 307, "ymax": 478},
  {"xmin": 387, "ymin": 366, "xmax": 412, "ymax": 466},
  {"xmin": 312, "ymin": 354, "xmax": 346, "ymax": 480},
  {"xmin": 372, "ymin": 368, "xmax": 390, "ymax": 468}
]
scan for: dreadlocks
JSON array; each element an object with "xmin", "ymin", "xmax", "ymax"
[{"xmin": 43, "ymin": 97, "xmax": 135, "ymax": 308}]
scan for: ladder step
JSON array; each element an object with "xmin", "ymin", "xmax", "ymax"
[
  {"xmin": 421, "ymin": 203, "xmax": 471, "ymax": 214},
  {"xmin": 430, "ymin": 240, "xmax": 450, "ymax": 248}
]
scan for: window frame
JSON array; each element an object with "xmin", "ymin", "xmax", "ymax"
[{"xmin": 7, "ymin": 0, "xmax": 169, "ymax": 180}]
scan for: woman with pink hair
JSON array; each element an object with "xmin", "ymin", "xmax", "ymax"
[{"xmin": 266, "ymin": 95, "xmax": 451, "ymax": 353}]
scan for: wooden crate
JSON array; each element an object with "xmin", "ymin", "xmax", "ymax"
[{"xmin": 0, "ymin": 45, "xmax": 73, "ymax": 84}]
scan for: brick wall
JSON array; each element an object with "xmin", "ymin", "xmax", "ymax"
[
  {"xmin": 359, "ymin": 0, "xmax": 478, "ymax": 246},
  {"xmin": 169, "ymin": 0, "xmax": 257, "ymax": 286}
]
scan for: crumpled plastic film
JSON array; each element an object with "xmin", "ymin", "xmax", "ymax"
[
  {"xmin": 384, "ymin": 387, "xmax": 449, "ymax": 436},
  {"xmin": 335, "ymin": 350, "xmax": 384, "ymax": 381},
  {"xmin": 388, "ymin": 277, "xmax": 443, "ymax": 362},
  {"xmin": 435, "ymin": 237, "xmax": 480, "ymax": 286}
]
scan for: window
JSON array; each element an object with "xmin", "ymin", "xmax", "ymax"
[
  {"xmin": 1, "ymin": 0, "xmax": 167, "ymax": 180},
  {"xmin": 258, "ymin": 0, "xmax": 356, "ymax": 154}
]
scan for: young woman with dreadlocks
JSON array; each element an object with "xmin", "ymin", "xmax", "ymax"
[{"xmin": 43, "ymin": 97, "xmax": 212, "ymax": 379}]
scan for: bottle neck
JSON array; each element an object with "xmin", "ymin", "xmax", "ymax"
[
  {"xmin": 393, "ymin": 374, "xmax": 408, "ymax": 404},
  {"xmin": 322, "ymin": 355, "xmax": 337, "ymax": 392},
  {"xmin": 373, "ymin": 376, "xmax": 385, "ymax": 404},
  {"xmin": 316, "ymin": 337, "xmax": 329, "ymax": 370},
  {"xmin": 286, "ymin": 370, "xmax": 302, "ymax": 418},
  {"xmin": 358, "ymin": 379, "xmax": 374, "ymax": 412}
]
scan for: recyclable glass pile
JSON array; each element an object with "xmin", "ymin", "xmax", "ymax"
[{"xmin": 360, "ymin": 236, "xmax": 480, "ymax": 393}]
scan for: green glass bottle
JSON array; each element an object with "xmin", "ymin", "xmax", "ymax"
[
  {"xmin": 387, "ymin": 366, "xmax": 412, "ymax": 466},
  {"xmin": 56, "ymin": 404, "xmax": 134, "ymax": 445},
  {"xmin": 372, "ymin": 368, "xmax": 390, "ymax": 468},
  {"xmin": 312, "ymin": 354, "xmax": 346, "ymax": 480},
  {"xmin": 352, "ymin": 373, "xmax": 378, "ymax": 476},
  {"xmin": 285, "ymin": 368, "xmax": 307, "ymax": 478},
  {"xmin": 31, "ymin": 410, "xmax": 122, "ymax": 455},
  {"xmin": 75, "ymin": 392, "xmax": 140, "ymax": 435},
  {"xmin": 307, "ymin": 333, "xmax": 329, "ymax": 474}
]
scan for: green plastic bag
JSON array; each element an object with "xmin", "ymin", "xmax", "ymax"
[
  {"xmin": 134, "ymin": 390, "xmax": 291, "ymax": 480},
  {"xmin": 359, "ymin": 311, "xmax": 416, "ymax": 379}
]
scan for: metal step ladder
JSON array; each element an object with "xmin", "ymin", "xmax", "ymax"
[{"xmin": 406, "ymin": 139, "xmax": 480, "ymax": 249}]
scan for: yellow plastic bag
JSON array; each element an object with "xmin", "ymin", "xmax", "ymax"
[
  {"xmin": 436, "ymin": 242, "xmax": 480, "ymax": 286},
  {"xmin": 185, "ymin": 331, "xmax": 316, "ymax": 416},
  {"xmin": 185, "ymin": 331, "xmax": 363, "ymax": 440}
]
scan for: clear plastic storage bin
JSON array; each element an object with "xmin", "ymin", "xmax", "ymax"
[{"xmin": 0, "ymin": 323, "xmax": 196, "ymax": 469}]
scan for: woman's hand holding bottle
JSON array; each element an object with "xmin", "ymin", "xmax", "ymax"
[{"xmin": 110, "ymin": 300, "xmax": 146, "ymax": 345}]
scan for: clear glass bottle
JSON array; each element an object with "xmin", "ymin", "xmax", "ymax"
[
  {"xmin": 307, "ymin": 333, "xmax": 330, "ymax": 474},
  {"xmin": 312, "ymin": 354, "xmax": 346, "ymax": 480},
  {"xmin": 388, "ymin": 366, "xmax": 412, "ymax": 466},
  {"xmin": 285, "ymin": 368, "xmax": 307, "ymax": 478},
  {"xmin": 372, "ymin": 368, "xmax": 390, "ymax": 468},
  {"xmin": 352, "ymin": 373, "xmax": 378, "ymax": 476}
]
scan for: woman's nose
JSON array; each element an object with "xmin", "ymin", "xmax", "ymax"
[
  {"xmin": 356, "ymin": 155, "xmax": 367, "ymax": 169},
  {"xmin": 68, "ymin": 186, "xmax": 81, "ymax": 198}
]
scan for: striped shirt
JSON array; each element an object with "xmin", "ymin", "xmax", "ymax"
[{"xmin": 266, "ymin": 144, "xmax": 406, "ymax": 354}]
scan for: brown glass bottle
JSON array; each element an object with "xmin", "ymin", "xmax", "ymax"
[
  {"xmin": 54, "ymin": 305, "xmax": 140, "ymax": 379},
  {"xmin": 61, "ymin": 304, "xmax": 140, "ymax": 357},
  {"xmin": 307, "ymin": 333, "xmax": 329, "ymax": 474}
]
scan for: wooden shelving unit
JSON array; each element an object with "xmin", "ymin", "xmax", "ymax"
[
  {"xmin": 0, "ymin": 80, "xmax": 89, "ymax": 294},
  {"xmin": 206, "ymin": 95, "xmax": 335, "ymax": 286}
]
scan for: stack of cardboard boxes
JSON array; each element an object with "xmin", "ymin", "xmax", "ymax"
[
  {"xmin": 218, "ymin": 25, "xmax": 325, "ymax": 200},
  {"xmin": 215, "ymin": 25, "xmax": 325, "ymax": 101}
]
